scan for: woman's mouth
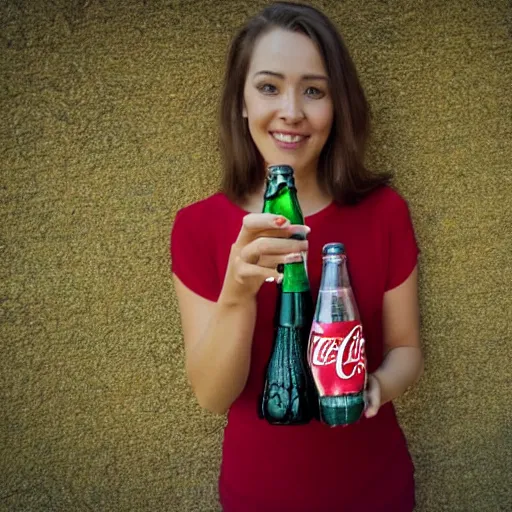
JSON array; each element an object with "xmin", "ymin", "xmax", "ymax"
[{"xmin": 270, "ymin": 132, "xmax": 309, "ymax": 149}]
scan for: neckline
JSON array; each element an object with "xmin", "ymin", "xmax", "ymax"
[{"xmin": 220, "ymin": 192, "xmax": 339, "ymax": 224}]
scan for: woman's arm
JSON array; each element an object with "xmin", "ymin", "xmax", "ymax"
[
  {"xmin": 173, "ymin": 273, "xmax": 257, "ymax": 415},
  {"xmin": 173, "ymin": 214, "xmax": 309, "ymax": 415},
  {"xmin": 365, "ymin": 266, "xmax": 424, "ymax": 417}
]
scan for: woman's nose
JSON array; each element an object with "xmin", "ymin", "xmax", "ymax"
[{"xmin": 279, "ymin": 92, "xmax": 305, "ymax": 123}]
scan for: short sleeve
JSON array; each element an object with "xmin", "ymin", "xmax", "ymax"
[
  {"xmin": 170, "ymin": 208, "xmax": 220, "ymax": 302},
  {"xmin": 385, "ymin": 194, "xmax": 420, "ymax": 291}
]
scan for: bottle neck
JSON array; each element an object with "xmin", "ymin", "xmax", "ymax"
[
  {"xmin": 319, "ymin": 255, "xmax": 350, "ymax": 290},
  {"xmin": 314, "ymin": 254, "xmax": 359, "ymax": 322},
  {"xmin": 263, "ymin": 180, "xmax": 309, "ymax": 293},
  {"xmin": 264, "ymin": 171, "xmax": 295, "ymax": 198},
  {"xmin": 263, "ymin": 184, "xmax": 304, "ymax": 227}
]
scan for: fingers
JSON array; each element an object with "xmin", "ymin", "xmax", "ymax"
[
  {"xmin": 240, "ymin": 237, "xmax": 308, "ymax": 265},
  {"xmin": 258, "ymin": 252, "xmax": 304, "ymax": 269},
  {"xmin": 364, "ymin": 375, "xmax": 381, "ymax": 419},
  {"xmin": 229, "ymin": 213, "xmax": 311, "ymax": 294},
  {"xmin": 242, "ymin": 212, "xmax": 290, "ymax": 232},
  {"xmin": 235, "ymin": 259, "xmax": 283, "ymax": 285},
  {"xmin": 237, "ymin": 213, "xmax": 311, "ymax": 245}
]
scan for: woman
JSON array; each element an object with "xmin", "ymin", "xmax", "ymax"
[{"xmin": 171, "ymin": 2, "xmax": 423, "ymax": 511}]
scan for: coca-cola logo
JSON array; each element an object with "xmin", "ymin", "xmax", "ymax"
[{"xmin": 310, "ymin": 324, "xmax": 366, "ymax": 380}]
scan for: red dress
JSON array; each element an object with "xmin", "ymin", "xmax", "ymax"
[{"xmin": 171, "ymin": 185, "xmax": 419, "ymax": 512}]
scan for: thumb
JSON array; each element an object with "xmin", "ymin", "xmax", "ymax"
[{"xmin": 364, "ymin": 375, "xmax": 381, "ymax": 418}]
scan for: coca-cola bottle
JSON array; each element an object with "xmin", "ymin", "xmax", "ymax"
[
  {"xmin": 259, "ymin": 165, "xmax": 317, "ymax": 425},
  {"xmin": 307, "ymin": 243, "xmax": 367, "ymax": 426}
]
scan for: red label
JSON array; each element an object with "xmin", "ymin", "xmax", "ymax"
[{"xmin": 307, "ymin": 320, "xmax": 367, "ymax": 396}]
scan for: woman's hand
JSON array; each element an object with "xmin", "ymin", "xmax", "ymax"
[
  {"xmin": 221, "ymin": 213, "xmax": 310, "ymax": 303},
  {"xmin": 364, "ymin": 374, "xmax": 382, "ymax": 419}
]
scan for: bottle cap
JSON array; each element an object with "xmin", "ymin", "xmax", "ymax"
[
  {"xmin": 322, "ymin": 242, "xmax": 345, "ymax": 256},
  {"xmin": 268, "ymin": 165, "xmax": 294, "ymax": 176}
]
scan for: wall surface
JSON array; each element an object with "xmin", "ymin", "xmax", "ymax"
[{"xmin": 1, "ymin": 0, "xmax": 511, "ymax": 510}]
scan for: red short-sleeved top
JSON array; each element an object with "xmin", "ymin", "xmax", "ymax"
[{"xmin": 171, "ymin": 185, "xmax": 419, "ymax": 512}]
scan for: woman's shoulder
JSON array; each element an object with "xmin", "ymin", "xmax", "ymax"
[
  {"xmin": 174, "ymin": 192, "xmax": 235, "ymax": 222},
  {"xmin": 363, "ymin": 185, "xmax": 407, "ymax": 207},
  {"xmin": 352, "ymin": 185, "xmax": 411, "ymax": 218}
]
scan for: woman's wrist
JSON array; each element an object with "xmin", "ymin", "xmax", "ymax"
[
  {"xmin": 372, "ymin": 347, "xmax": 424, "ymax": 406},
  {"xmin": 218, "ymin": 271, "xmax": 258, "ymax": 308}
]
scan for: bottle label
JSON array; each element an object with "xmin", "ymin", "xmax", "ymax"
[{"xmin": 307, "ymin": 320, "xmax": 366, "ymax": 396}]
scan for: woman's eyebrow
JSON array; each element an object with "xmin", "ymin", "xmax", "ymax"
[{"xmin": 253, "ymin": 70, "xmax": 328, "ymax": 81}]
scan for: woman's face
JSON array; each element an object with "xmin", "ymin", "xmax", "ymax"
[{"xmin": 243, "ymin": 28, "xmax": 333, "ymax": 178}]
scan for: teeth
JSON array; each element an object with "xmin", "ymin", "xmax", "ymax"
[{"xmin": 272, "ymin": 132, "xmax": 305, "ymax": 143}]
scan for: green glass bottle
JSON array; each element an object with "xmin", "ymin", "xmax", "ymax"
[{"xmin": 259, "ymin": 165, "xmax": 317, "ymax": 425}]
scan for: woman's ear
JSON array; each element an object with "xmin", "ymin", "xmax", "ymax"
[{"xmin": 242, "ymin": 103, "xmax": 248, "ymax": 118}]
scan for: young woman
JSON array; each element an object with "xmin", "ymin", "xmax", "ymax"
[{"xmin": 171, "ymin": 2, "xmax": 423, "ymax": 511}]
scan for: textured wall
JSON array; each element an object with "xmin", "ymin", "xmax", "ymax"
[{"xmin": 1, "ymin": 0, "xmax": 511, "ymax": 510}]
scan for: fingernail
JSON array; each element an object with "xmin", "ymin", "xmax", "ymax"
[
  {"xmin": 288, "ymin": 227, "xmax": 305, "ymax": 237},
  {"xmin": 274, "ymin": 217, "xmax": 289, "ymax": 227},
  {"xmin": 284, "ymin": 253, "xmax": 303, "ymax": 263},
  {"xmin": 288, "ymin": 225, "xmax": 310, "ymax": 235},
  {"xmin": 265, "ymin": 277, "xmax": 275, "ymax": 283},
  {"xmin": 276, "ymin": 274, "xmax": 284, "ymax": 284}
]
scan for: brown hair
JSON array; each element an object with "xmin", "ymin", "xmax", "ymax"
[{"xmin": 219, "ymin": 1, "xmax": 392, "ymax": 205}]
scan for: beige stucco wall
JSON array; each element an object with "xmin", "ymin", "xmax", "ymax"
[{"xmin": 1, "ymin": 1, "xmax": 510, "ymax": 510}]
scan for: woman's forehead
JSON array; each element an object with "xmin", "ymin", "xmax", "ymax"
[{"xmin": 247, "ymin": 28, "xmax": 327, "ymax": 77}]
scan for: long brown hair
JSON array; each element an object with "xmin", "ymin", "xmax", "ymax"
[{"xmin": 219, "ymin": 1, "xmax": 391, "ymax": 205}]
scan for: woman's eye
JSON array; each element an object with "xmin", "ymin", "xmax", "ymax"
[
  {"xmin": 305, "ymin": 86, "xmax": 324, "ymax": 98},
  {"xmin": 258, "ymin": 83, "xmax": 278, "ymax": 94}
]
